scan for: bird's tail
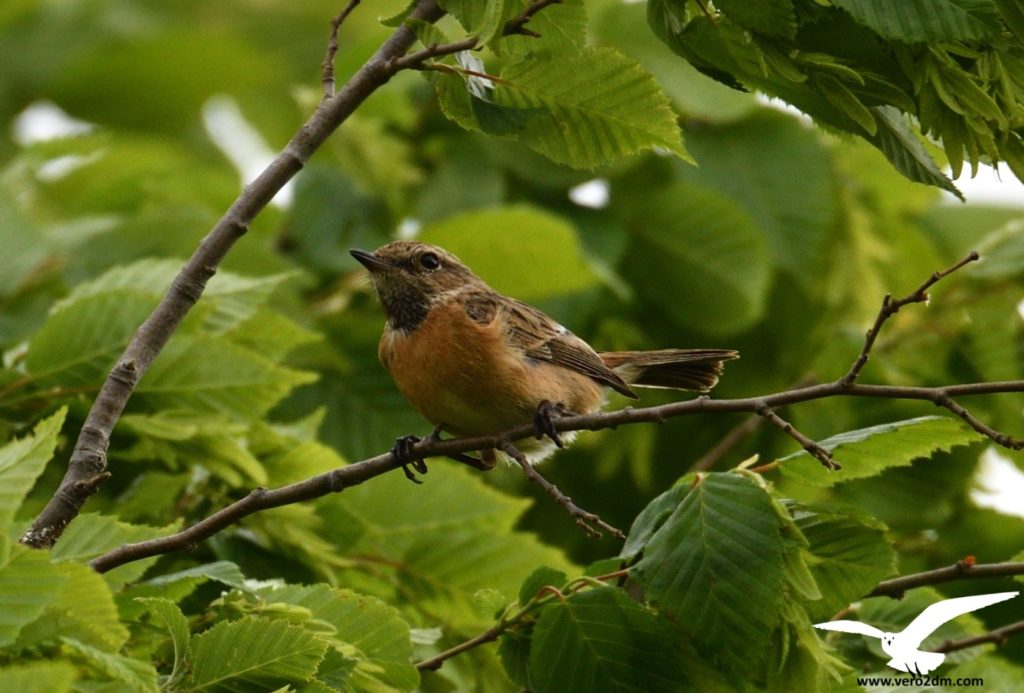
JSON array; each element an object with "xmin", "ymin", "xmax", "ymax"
[{"xmin": 599, "ymin": 349, "xmax": 739, "ymax": 393}]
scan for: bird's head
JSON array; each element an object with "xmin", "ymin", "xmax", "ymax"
[{"xmin": 350, "ymin": 241, "xmax": 480, "ymax": 331}]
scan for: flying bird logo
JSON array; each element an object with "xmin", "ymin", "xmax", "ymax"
[{"xmin": 814, "ymin": 591, "xmax": 1019, "ymax": 675}]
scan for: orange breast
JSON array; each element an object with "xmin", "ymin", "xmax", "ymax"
[{"xmin": 379, "ymin": 301, "xmax": 603, "ymax": 436}]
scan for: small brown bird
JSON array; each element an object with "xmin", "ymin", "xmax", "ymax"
[{"xmin": 351, "ymin": 241, "xmax": 737, "ymax": 475}]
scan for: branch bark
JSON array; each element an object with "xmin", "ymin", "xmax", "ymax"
[
  {"xmin": 870, "ymin": 559, "xmax": 1024, "ymax": 598},
  {"xmin": 21, "ymin": 0, "xmax": 449, "ymax": 549}
]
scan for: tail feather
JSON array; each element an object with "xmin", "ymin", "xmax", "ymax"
[{"xmin": 599, "ymin": 349, "xmax": 739, "ymax": 392}]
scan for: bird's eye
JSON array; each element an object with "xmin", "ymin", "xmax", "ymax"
[{"xmin": 420, "ymin": 252, "xmax": 441, "ymax": 270}]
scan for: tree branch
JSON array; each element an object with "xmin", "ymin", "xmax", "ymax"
[
  {"xmin": 321, "ymin": 0, "xmax": 362, "ymax": 98},
  {"xmin": 933, "ymin": 620, "xmax": 1024, "ymax": 654},
  {"xmin": 869, "ymin": 559, "xmax": 1024, "ymax": 598},
  {"xmin": 83, "ymin": 252, "xmax": 1024, "ymax": 570},
  {"xmin": 20, "ymin": 0, "xmax": 449, "ymax": 549}
]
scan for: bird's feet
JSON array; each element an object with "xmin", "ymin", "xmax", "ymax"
[
  {"xmin": 534, "ymin": 400, "xmax": 571, "ymax": 449},
  {"xmin": 391, "ymin": 434, "xmax": 428, "ymax": 484}
]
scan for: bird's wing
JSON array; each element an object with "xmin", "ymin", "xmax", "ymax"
[
  {"xmin": 501, "ymin": 298, "xmax": 636, "ymax": 398},
  {"xmin": 901, "ymin": 591, "xmax": 1019, "ymax": 648},
  {"xmin": 814, "ymin": 620, "xmax": 885, "ymax": 639}
]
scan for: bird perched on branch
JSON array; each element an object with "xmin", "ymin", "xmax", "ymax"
[{"xmin": 351, "ymin": 241, "xmax": 737, "ymax": 478}]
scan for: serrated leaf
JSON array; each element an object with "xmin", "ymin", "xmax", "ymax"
[
  {"xmin": 488, "ymin": 46, "xmax": 689, "ymax": 168},
  {"xmin": 528, "ymin": 587, "xmax": 685, "ymax": 693},
  {"xmin": 620, "ymin": 483, "xmax": 689, "ymax": 562},
  {"xmin": 500, "ymin": 0, "xmax": 587, "ymax": 56},
  {"xmin": 25, "ymin": 290, "xmax": 155, "ymax": 385},
  {"xmin": 779, "ymin": 416, "xmax": 984, "ymax": 486},
  {"xmin": 137, "ymin": 336, "xmax": 316, "ymax": 419},
  {"xmin": 634, "ymin": 473, "xmax": 786, "ymax": 667},
  {"xmin": 790, "ymin": 503, "xmax": 896, "ymax": 619},
  {"xmin": 832, "ymin": 0, "xmax": 1002, "ymax": 42},
  {"xmin": 0, "ymin": 547, "xmax": 67, "ymax": 647},
  {"xmin": 0, "ymin": 661, "xmax": 76, "ymax": 693},
  {"xmin": 439, "ymin": 0, "xmax": 510, "ymax": 44},
  {"xmin": 61, "ymin": 637, "xmax": 159, "ymax": 693},
  {"xmin": 51, "ymin": 513, "xmax": 177, "ymax": 588},
  {"xmin": 622, "ymin": 182, "xmax": 771, "ymax": 336},
  {"xmin": 145, "ymin": 561, "xmax": 247, "ymax": 590},
  {"xmin": 17, "ymin": 562, "xmax": 129, "ymax": 652},
  {"xmin": 0, "ymin": 407, "xmax": 66, "ymax": 535},
  {"xmin": 869, "ymin": 106, "xmax": 963, "ymax": 199},
  {"xmin": 135, "ymin": 598, "xmax": 191, "ymax": 688},
  {"xmin": 259, "ymin": 583, "xmax": 418, "ymax": 690},
  {"xmin": 190, "ymin": 616, "xmax": 329, "ymax": 691}
]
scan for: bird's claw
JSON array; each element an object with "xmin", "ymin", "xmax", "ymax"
[
  {"xmin": 534, "ymin": 400, "xmax": 570, "ymax": 448},
  {"xmin": 392, "ymin": 434, "xmax": 428, "ymax": 484}
]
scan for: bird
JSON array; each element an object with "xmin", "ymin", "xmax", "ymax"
[
  {"xmin": 814, "ymin": 591, "xmax": 1019, "ymax": 675},
  {"xmin": 350, "ymin": 240, "xmax": 738, "ymax": 479}
]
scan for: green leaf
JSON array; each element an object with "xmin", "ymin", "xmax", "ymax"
[
  {"xmin": 489, "ymin": 46, "xmax": 689, "ymax": 168},
  {"xmin": 0, "ymin": 547, "xmax": 67, "ymax": 647},
  {"xmin": 258, "ymin": 583, "xmax": 419, "ymax": 691},
  {"xmin": 421, "ymin": 206, "xmax": 600, "ymax": 300},
  {"xmin": 51, "ymin": 513, "xmax": 176, "ymax": 588},
  {"xmin": 17, "ymin": 562, "xmax": 129, "ymax": 652},
  {"xmin": 868, "ymin": 106, "xmax": 963, "ymax": 199},
  {"xmin": 715, "ymin": 0, "xmax": 797, "ymax": 38},
  {"xmin": 135, "ymin": 598, "xmax": 191, "ymax": 688},
  {"xmin": 0, "ymin": 407, "xmax": 66, "ymax": 536},
  {"xmin": 779, "ymin": 416, "xmax": 984, "ymax": 486},
  {"xmin": 620, "ymin": 482, "xmax": 689, "ymax": 562},
  {"xmin": 137, "ymin": 336, "xmax": 317, "ymax": 419},
  {"xmin": 790, "ymin": 503, "xmax": 896, "ymax": 619},
  {"xmin": 970, "ymin": 219, "xmax": 1024, "ymax": 279},
  {"xmin": 0, "ymin": 191, "xmax": 50, "ymax": 297},
  {"xmin": 622, "ymin": 182, "xmax": 771, "ymax": 336},
  {"xmin": 518, "ymin": 566, "xmax": 568, "ymax": 605},
  {"xmin": 832, "ymin": 0, "xmax": 1002, "ymax": 42},
  {"xmin": 189, "ymin": 616, "xmax": 329, "ymax": 691},
  {"xmin": 61, "ymin": 637, "xmax": 159, "ymax": 693},
  {"xmin": 439, "ymin": 0, "xmax": 511, "ymax": 44},
  {"xmin": 25, "ymin": 291, "xmax": 155, "ymax": 386},
  {"xmin": 634, "ymin": 473, "xmax": 786, "ymax": 668},
  {"xmin": 500, "ymin": 0, "xmax": 587, "ymax": 56},
  {"xmin": 0, "ymin": 661, "xmax": 76, "ymax": 693},
  {"xmin": 684, "ymin": 111, "xmax": 836, "ymax": 286},
  {"xmin": 527, "ymin": 587, "xmax": 685, "ymax": 693}
]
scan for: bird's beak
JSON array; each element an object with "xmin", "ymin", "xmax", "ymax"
[{"xmin": 350, "ymin": 249, "xmax": 392, "ymax": 273}]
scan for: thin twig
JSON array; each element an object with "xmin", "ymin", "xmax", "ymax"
[
  {"xmin": 20, "ymin": 0, "xmax": 449, "ymax": 549},
  {"xmin": 497, "ymin": 440, "xmax": 624, "ymax": 539},
  {"xmin": 756, "ymin": 404, "xmax": 840, "ymax": 470},
  {"xmin": 869, "ymin": 559, "xmax": 1024, "ymax": 598},
  {"xmin": 321, "ymin": 0, "xmax": 361, "ymax": 98},
  {"xmin": 843, "ymin": 252, "xmax": 980, "ymax": 384},
  {"xmin": 933, "ymin": 620, "xmax": 1024, "ymax": 654},
  {"xmin": 417, "ymin": 624, "xmax": 505, "ymax": 671},
  {"xmin": 503, "ymin": 0, "xmax": 562, "ymax": 37}
]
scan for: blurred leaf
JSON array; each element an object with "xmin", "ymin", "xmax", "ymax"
[
  {"xmin": 421, "ymin": 205, "xmax": 600, "ymax": 300},
  {"xmin": 0, "ymin": 191, "xmax": 49, "ymax": 297},
  {"xmin": 189, "ymin": 616, "xmax": 328, "ymax": 691},
  {"xmin": 528, "ymin": 587, "xmax": 685, "ymax": 693},
  {"xmin": 715, "ymin": 0, "xmax": 796, "ymax": 38},
  {"xmin": 779, "ymin": 416, "xmax": 984, "ymax": 486},
  {"xmin": 0, "ymin": 661, "xmax": 75, "ymax": 693},
  {"xmin": 145, "ymin": 561, "xmax": 248, "ymax": 591},
  {"xmin": 622, "ymin": 181, "xmax": 771, "ymax": 336},
  {"xmin": 634, "ymin": 473, "xmax": 786, "ymax": 670},
  {"xmin": 684, "ymin": 110, "xmax": 836, "ymax": 285}
]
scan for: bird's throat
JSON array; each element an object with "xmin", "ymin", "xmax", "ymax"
[{"xmin": 380, "ymin": 285, "xmax": 429, "ymax": 333}]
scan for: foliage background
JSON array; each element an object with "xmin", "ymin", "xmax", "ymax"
[{"xmin": 2, "ymin": 0, "xmax": 1024, "ymax": 691}]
